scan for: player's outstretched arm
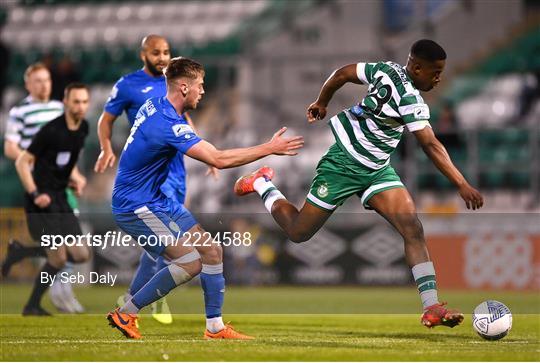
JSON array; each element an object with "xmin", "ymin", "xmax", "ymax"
[
  {"xmin": 414, "ymin": 127, "xmax": 484, "ymax": 210},
  {"xmin": 185, "ymin": 111, "xmax": 219, "ymax": 180},
  {"xmin": 94, "ymin": 111, "xmax": 118, "ymax": 173},
  {"xmin": 186, "ymin": 127, "xmax": 304, "ymax": 169},
  {"xmin": 307, "ymin": 64, "xmax": 362, "ymax": 123}
]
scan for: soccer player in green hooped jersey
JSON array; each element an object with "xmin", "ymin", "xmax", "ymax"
[{"xmin": 235, "ymin": 39, "xmax": 484, "ymax": 328}]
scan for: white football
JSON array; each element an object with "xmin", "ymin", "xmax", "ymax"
[{"xmin": 472, "ymin": 300, "xmax": 512, "ymax": 340}]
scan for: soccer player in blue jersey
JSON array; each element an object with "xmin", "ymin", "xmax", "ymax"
[
  {"xmin": 95, "ymin": 35, "xmax": 215, "ymax": 324},
  {"xmin": 106, "ymin": 57, "xmax": 303, "ymax": 339}
]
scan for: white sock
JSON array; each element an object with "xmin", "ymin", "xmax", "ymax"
[
  {"xmin": 253, "ymin": 177, "xmax": 285, "ymax": 212},
  {"xmin": 206, "ymin": 316, "xmax": 225, "ymax": 333},
  {"xmin": 124, "ymin": 293, "xmax": 132, "ymax": 304},
  {"xmin": 253, "ymin": 177, "xmax": 274, "ymax": 196},
  {"xmin": 120, "ymin": 300, "xmax": 140, "ymax": 314},
  {"xmin": 412, "ymin": 261, "xmax": 439, "ymax": 309}
]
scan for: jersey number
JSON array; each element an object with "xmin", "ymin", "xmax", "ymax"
[
  {"xmin": 367, "ymin": 76, "xmax": 392, "ymax": 115},
  {"xmin": 124, "ymin": 114, "xmax": 146, "ymax": 151}
]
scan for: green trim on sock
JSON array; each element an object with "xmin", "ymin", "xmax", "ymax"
[
  {"xmin": 261, "ymin": 186, "xmax": 277, "ymax": 200},
  {"xmin": 418, "ymin": 281, "xmax": 437, "ymax": 293},
  {"xmin": 415, "ymin": 275, "xmax": 436, "ymax": 285}
]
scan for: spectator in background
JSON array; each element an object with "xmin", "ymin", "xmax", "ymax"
[
  {"xmin": 42, "ymin": 54, "xmax": 81, "ymax": 101},
  {"xmin": 518, "ymin": 70, "xmax": 540, "ymax": 121}
]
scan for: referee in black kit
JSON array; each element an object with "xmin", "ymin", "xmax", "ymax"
[{"xmin": 15, "ymin": 83, "xmax": 91, "ymax": 316}]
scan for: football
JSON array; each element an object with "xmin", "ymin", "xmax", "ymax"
[{"xmin": 472, "ymin": 300, "xmax": 513, "ymax": 340}]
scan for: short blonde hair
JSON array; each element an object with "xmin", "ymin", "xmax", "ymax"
[
  {"xmin": 24, "ymin": 62, "xmax": 50, "ymax": 82},
  {"xmin": 164, "ymin": 57, "xmax": 204, "ymax": 85}
]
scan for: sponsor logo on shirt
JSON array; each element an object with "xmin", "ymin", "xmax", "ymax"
[
  {"xmin": 141, "ymin": 86, "xmax": 153, "ymax": 93},
  {"xmin": 145, "ymin": 100, "xmax": 157, "ymax": 116},
  {"xmin": 413, "ymin": 105, "xmax": 429, "ymax": 120},
  {"xmin": 172, "ymin": 124, "xmax": 194, "ymax": 138}
]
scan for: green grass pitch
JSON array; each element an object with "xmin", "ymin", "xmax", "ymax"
[{"xmin": 1, "ymin": 285, "xmax": 538, "ymax": 361}]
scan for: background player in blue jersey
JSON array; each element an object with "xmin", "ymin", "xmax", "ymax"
[
  {"xmin": 94, "ymin": 35, "xmax": 217, "ymax": 324},
  {"xmin": 107, "ymin": 57, "xmax": 304, "ymax": 340}
]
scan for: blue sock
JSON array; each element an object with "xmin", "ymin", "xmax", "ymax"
[
  {"xmin": 155, "ymin": 256, "xmax": 169, "ymax": 274},
  {"xmin": 200, "ymin": 264, "xmax": 225, "ymax": 318},
  {"xmin": 130, "ymin": 265, "xmax": 189, "ymax": 310},
  {"xmin": 129, "ymin": 252, "xmax": 158, "ymax": 296}
]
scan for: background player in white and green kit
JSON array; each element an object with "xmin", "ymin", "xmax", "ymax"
[{"xmin": 235, "ymin": 39, "xmax": 484, "ymax": 328}]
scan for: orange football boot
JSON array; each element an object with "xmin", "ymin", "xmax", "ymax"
[
  {"xmin": 204, "ymin": 323, "xmax": 254, "ymax": 340},
  {"xmin": 107, "ymin": 308, "xmax": 141, "ymax": 339},
  {"xmin": 421, "ymin": 302, "xmax": 464, "ymax": 328},
  {"xmin": 234, "ymin": 166, "xmax": 275, "ymax": 196}
]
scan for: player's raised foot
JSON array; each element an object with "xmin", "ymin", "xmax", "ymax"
[
  {"xmin": 421, "ymin": 302, "xmax": 464, "ymax": 328},
  {"xmin": 151, "ymin": 298, "xmax": 173, "ymax": 324},
  {"xmin": 116, "ymin": 294, "xmax": 140, "ymax": 328},
  {"xmin": 234, "ymin": 166, "xmax": 275, "ymax": 196},
  {"xmin": 204, "ymin": 323, "xmax": 254, "ymax": 340},
  {"xmin": 22, "ymin": 304, "xmax": 52, "ymax": 316},
  {"xmin": 107, "ymin": 308, "xmax": 141, "ymax": 339},
  {"xmin": 1, "ymin": 239, "xmax": 25, "ymax": 277}
]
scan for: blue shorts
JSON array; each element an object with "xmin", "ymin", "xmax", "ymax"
[{"xmin": 113, "ymin": 199, "xmax": 197, "ymax": 260}]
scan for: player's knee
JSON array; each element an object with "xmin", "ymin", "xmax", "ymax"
[
  {"xmin": 200, "ymin": 244, "xmax": 222, "ymax": 264},
  {"xmin": 70, "ymin": 248, "xmax": 90, "ymax": 263},
  {"xmin": 167, "ymin": 259, "xmax": 201, "ymax": 286},
  {"xmin": 176, "ymin": 258, "xmax": 202, "ymax": 278},
  {"xmin": 169, "ymin": 249, "xmax": 202, "ymax": 278},
  {"xmin": 48, "ymin": 255, "xmax": 67, "ymax": 269}
]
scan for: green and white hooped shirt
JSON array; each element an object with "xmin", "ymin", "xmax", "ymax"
[{"xmin": 329, "ymin": 61, "xmax": 431, "ymax": 170}]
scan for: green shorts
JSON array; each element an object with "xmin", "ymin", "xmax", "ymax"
[
  {"xmin": 65, "ymin": 188, "xmax": 79, "ymax": 212},
  {"xmin": 306, "ymin": 143, "xmax": 404, "ymax": 211}
]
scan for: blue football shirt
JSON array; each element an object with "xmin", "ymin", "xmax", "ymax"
[
  {"xmin": 105, "ymin": 69, "xmax": 166, "ymax": 125},
  {"xmin": 104, "ymin": 69, "xmax": 188, "ymax": 202},
  {"xmin": 112, "ymin": 97, "xmax": 201, "ymax": 213}
]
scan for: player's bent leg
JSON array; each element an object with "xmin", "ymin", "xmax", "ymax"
[
  {"xmin": 109, "ymin": 206, "xmax": 203, "ymax": 338},
  {"xmin": 272, "ymin": 200, "xmax": 332, "ymax": 243},
  {"xmin": 367, "ymin": 188, "xmax": 463, "ymax": 328},
  {"xmin": 128, "ymin": 252, "xmax": 157, "ymax": 296},
  {"xmin": 235, "ymin": 166, "xmax": 332, "ymax": 243},
  {"xmin": 151, "ymin": 257, "xmax": 173, "ymax": 325},
  {"xmin": 367, "ymin": 188, "xmax": 428, "ymax": 267},
  {"xmin": 108, "ymin": 243, "xmax": 201, "ymax": 339},
  {"xmin": 1, "ymin": 239, "xmax": 47, "ymax": 277},
  {"xmin": 192, "ymin": 225, "xmax": 253, "ymax": 340},
  {"xmin": 66, "ymin": 244, "xmax": 91, "ymax": 264}
]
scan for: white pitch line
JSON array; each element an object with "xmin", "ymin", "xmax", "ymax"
[{"xmin": 0, "ymin": 339, "xmax": 204, "ymax": 344}]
